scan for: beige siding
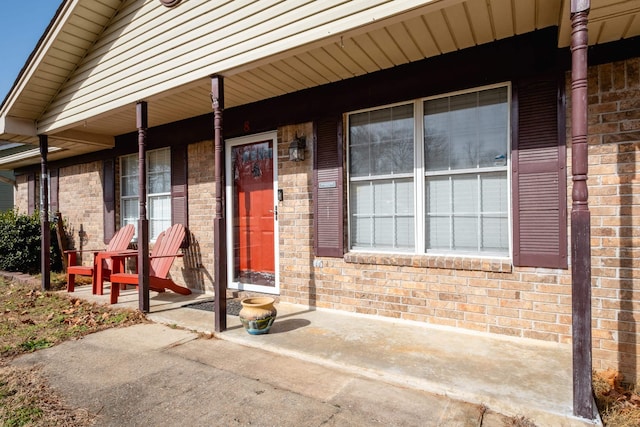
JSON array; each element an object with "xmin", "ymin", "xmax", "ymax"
[{"xmin": 38, "ymin": 0, "xmax": 442, "ymax": 133}]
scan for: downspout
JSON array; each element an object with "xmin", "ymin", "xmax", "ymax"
[
  {"xmin": 570, "ymin": 0, "xmax": 594, "ymax": 420},
  {"xmin": 212, "ymin": 76, "xmax": 227, "ymax": 332},
  {"xmin": 137, "ymin": 101, "xmax": 150, "ymax": 313},
  {"xmin": 39, "ymin": 135, "xmax": 50, "ymax": 291}
]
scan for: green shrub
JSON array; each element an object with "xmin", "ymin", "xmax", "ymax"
[{"xmin": 0, "ymin": 210, "xmax": 62, "ymax": 274}]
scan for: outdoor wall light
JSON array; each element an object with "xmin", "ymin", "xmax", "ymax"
[{"xmin": 288, "ymin": 134, "xmax": 307, "ymax": 162}]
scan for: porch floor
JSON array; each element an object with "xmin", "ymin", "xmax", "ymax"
[{"xmin": 68, "ymin": 284, "xmax": 600, "ymax": 427}]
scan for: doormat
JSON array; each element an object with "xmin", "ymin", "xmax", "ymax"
[{"xmin": 183, "ymin": 299, "xmax": 242, "ymax": 316}]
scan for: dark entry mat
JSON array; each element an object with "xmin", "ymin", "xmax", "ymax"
[{"xmin": 183, "ymin": 299, "xmax": 243, "ymax": 316}]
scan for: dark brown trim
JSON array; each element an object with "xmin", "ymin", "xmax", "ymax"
[
  {"xmin": 171, "ymin": 144, "xmax": 189, "ymax": 250},
  {"xmin": 557, "ymin": 75, "xmax": 568, "ymax": 265},
  {"xmin": 27, "ymin": 173, "xmax": 35, "ymax": 215},
  {"xmin": 212, "ymin": 75, "xmax": 227, "ymax": 333},
  {"xmin": 587, "ymin": 35, "xmax": 640, "ymax": 66},
  {"xmin": 39, "ymin": 135, "xmax": 50, "ymax": 291},
  {"xmin": 49, "ymin": 168, "xmax": 59, "ymax": 214},
  {"xmin": 103, "ymin": 158, "xmax": 116, "ymax": 244},
  {"xmin": 16, "ymin": 131, "xmax": 191, "ymax": 176},
  {"xmin": 570, "ymin": 4, "xmax": 594, "ymax": 419},
  {"xmin": 136, "ymin": 101, "xmax": 150, "ymax": 313},
  {"xmin": 512, "ymin": 74, "xmax": 568, "ymax": 269},
  {"xmin": 313, "ymin": 117, "xmax": 344, "ymax": 257}
]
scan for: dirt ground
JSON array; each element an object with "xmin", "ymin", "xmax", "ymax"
[{"xmin": 0, "ymin": 276, "xmax": 145, "ymax": 426}]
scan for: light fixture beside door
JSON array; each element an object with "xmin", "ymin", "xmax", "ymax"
[{"xmin": 288, "ymin": 134, "xmax": 306, "ymax": 162}]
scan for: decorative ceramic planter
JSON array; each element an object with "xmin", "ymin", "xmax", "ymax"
[{"xmin": 239, "ymin": 297, "xmax": 277, "ymax": 335}]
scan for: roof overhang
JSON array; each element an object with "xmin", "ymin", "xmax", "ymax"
[
  {"xmin": 0, "ymin": 117, "xmax": 36, "ymax": 138},
  {"xmin": 0, "ymin": 0, "xmax": 638, "ymax": 170}
]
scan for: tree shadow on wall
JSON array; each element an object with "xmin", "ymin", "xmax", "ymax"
[
  {"xmin": 617, "ymin": 141, "xmax": 637, "ymax": 384},
  {"xmin": 181, "ymin": 230, "xmax": 212, "ymax": 293}
]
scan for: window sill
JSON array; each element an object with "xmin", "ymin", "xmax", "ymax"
[{"xmin": 343, "ymin": 252, "xmax": 512, "ymax": 273}]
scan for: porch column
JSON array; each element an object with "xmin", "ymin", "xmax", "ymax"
[
  {"xmin": 570, "ymin": 0, "xmax": 593, "ymax": 419},
  {"xmin": 39, "ymin": 134, "xmax": 50, "ymax": 291},
  {"xmin": 212, "ymin": 75, "xmax": 227, "ymax": 332},
  {"xmin": 137, "ymin": 101, "xmax": 150, "ymax": 312}
]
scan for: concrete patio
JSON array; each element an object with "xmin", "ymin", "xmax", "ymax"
[{"xmin": 61, "ymin": 283, "xmax": 601, "ymax": 427}]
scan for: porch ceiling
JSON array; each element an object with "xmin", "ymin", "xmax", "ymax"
[{"xmin": 1, "ymin": 0, "xmax": 638, "ymax": 170}]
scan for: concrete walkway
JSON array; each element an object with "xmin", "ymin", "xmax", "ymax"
[
  {"xmin": 15, "ymin": 323, "xmax": 513, "ymax": 427},
  {"xmin": 49, "ymin": 284, "xmax": 601, "ymax": 427}
]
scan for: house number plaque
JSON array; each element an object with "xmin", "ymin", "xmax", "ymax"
[{"xmin": 319, "ymin": 181, "xmax": 337, "ymax": 189}]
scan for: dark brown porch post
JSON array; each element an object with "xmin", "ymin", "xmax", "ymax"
[
  {"xmin": 137, "ymin": 101, "xmax": 150, "ymax": 313},
  {"xmin": 570, "ymin": 0, "xmax": 593, "ymax": 419},
  {"xmin": 212, "ymin": 75, "xmax": 227, "ymax": 332},
  {"xmin": 39, "ymin": 134, "xmax": 50, "ymax": 291}
]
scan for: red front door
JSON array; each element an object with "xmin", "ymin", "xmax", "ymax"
[{"xmin": 231, "ymin": 140, "xmax": 275, "ymax": 288}]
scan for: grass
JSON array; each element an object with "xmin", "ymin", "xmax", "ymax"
[{"xmin": 0, "ymin": 276, "xmax": 146, "ymax": 426}]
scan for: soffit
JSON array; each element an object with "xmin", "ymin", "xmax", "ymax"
[
  {"xmin": 0, "ymin": 0, "xmax": 121, "ymax": 169},
  {"xmin": 2, "ymin": 0, "xmax": 121, "ymax": 121},
  {"xmin": 76, "ymin": 0, "xmax": 640, "ymax": 137},
  {"xmin": 1, "ymin": 0, "xmax": 639, "ymax": 169}
]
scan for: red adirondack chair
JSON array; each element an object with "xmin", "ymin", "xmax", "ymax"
[
  {"xmin": 108, "ymin": 223, "xmax": 191, "ymax": 304},
  {"xmin": 65, "ymin": 224, "xmax": 135, "ymax": 293}
]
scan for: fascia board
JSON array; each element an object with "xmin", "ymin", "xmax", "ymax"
[
  {"xmin": 0, "ymin": 0, "xmax": 76, "ymax": 117},
  {"xmin": 0, "ymin": 117, "xmax": 37, "ymax": 137}
]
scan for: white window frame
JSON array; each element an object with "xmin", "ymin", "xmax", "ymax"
[
  {"xmin": 348, "ymin": 101, "xmax": 416, "ymax": 252},
  {"xmin": 119, "ymin": 147, "xmax": 171, "ymax": 241},
  {"xmin": 347, "ymin": 83, "xmax": 512, "ymax": 258}
]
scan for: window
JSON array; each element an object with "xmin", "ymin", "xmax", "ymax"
[
  {"xmin": 348, "ymin": 84, "xmax": 510, "ymax": 256},
  {"xmin": 349, "ymin": 104, "xmax": 415, "ymax": 251},
  {"xmin": 120, "ymin": 148, "xmax": 171, "ymax": 240}
]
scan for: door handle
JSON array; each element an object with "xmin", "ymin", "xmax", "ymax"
[{"xmin": 269, "ymin": 205, "xmax": 278, "ymax": 220}]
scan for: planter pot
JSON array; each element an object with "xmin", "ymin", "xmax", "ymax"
[{"xmin": 239, "ymin": 297, "xmax": 277, "ymax": 335}]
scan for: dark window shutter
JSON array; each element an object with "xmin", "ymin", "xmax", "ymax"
[
  {"xmin": 512, "ymin": 75, "xmax": 567, "ymax": 269},
  {"xmin": 50, "ymin": 169, "xmax": 59, "ymax": 214},
  {"xmin": 27, "ymin": 173, "xmax": 35, "ymax": 214},
  {"xmin": 171, "ymin": 144, "xmax": 188, "ymax": 227},
  {"xmin": 103, "ymin": 158, "xmax": 116, "ymax": 244},
  {"xmin": 314, "ymin": 117, "xmax": 344, "ymax": 257}
]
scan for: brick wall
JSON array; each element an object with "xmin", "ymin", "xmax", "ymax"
[
  {"xmin": 14, "ymin": 163, "xmax": 105, "ymax": 266},
  {"xmin": 179, "ymin": 140, "xmax": 215, "ymax": 292},
  {"xmin": 579, "ymin": 57, "xmax": 640, "ymax": 380},
  {"xmin": 14, "ymin": 174, "xmax": 28, "ymax": 213},
  {"xmin": 58, "ymin": 161, "xmax": 105, "ymax": 265},
  {"xmin": 275, "ymin": 58, "xmax": 640, "ymax": 382},
  {"xmin": 277, "ymin": 123, "xmax": 315, "ymax": 303}
]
